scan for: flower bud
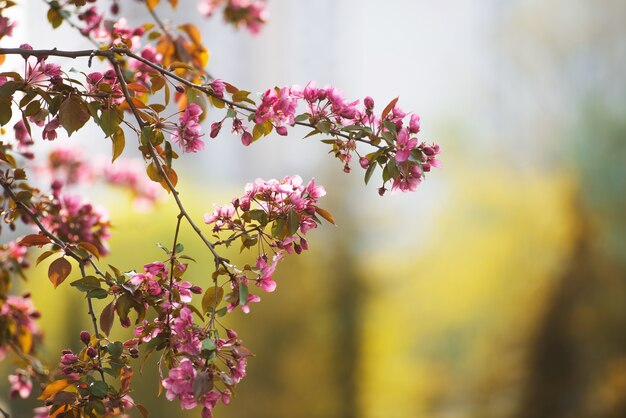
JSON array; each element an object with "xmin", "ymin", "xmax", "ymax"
[
  {"xmin": 359, "ymin": 157, "xmax": 370, "ymax": 169},
  {"xmin": 61, "ymin": 353, "xmax": 78, "ymax": 365},
  {"xmin": 86, "ymin": 347, "xmax": 97, "ymax": 358},
  {"xmin": 175, "ymin": 85, "xmax": 185, "ymax": 94},
  {"xmin": 241, "ymin": 131, "xmax": 252, "ymax": 146},
  {"xmin": 226, "ymin": 329, "xmax": 238, "ymax": 340},
  {"xmin": 190, "ymin": 285, "xmax": 203, "ymax": 294},
  {"xmin": 364, "ymin": 96, "xmax": 374, "ymax": 110},
  {"xmin": 210, "ymin": 121, "xmax": 222, "ymax": 138},
  {"xmin": 275, "ymin": 125, "xmax": 288, "ymax": 136},
  {"xmin": 378, "ymin": 187, "xmax": 387, "ymax": 196},
  {"xmin": 422, "ymin": 146, "xmax": 434, "ymax": 156},
  {"xmin": 80, "ymin": 331, "xmax": 91, "ymax": 345}
]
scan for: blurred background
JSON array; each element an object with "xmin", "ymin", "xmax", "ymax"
[{"xmin": 2, "ymin": 0, "xmax": 626, "ymax": 417}]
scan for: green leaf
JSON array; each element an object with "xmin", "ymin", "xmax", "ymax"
[
  {"xmin": 99, "ymin": 108, "xmax": 122, "ymax": 137},
  {"xmin": 106, "ymin": 128, "xmax": 124, "ymax": 163},
  {"xmin": 288, "ymin": 209, "xmax": 300, "ymax": 235},
  {"xmin": 0, "ymin": 81, "xmax": 20, "ymax": 99},
  {"xmin": 364, "ymin": 161, "xmax": 376, "ymax": 185},
  {"xmin": 315, "ymin": 120, "xmax": 332, "ymax": 134},
  {"xmin": 239, "ymin": 284, "xmax": 249, "ymax": 306},
  {"xmin": 47, "ymin": 8, "xmax": 63, "ymax": 28},
  {"xmin": 115, "ymin": 293, "xmax": 135, "ymax": 322},
  {"xmin": 0, "ymin": 98, "xmax": 12, "ymax": 126},
  {"xmin": 87, "ymin": 288, "xmax": 108, "ymax": 299},
  {"xmin": 88, "ymin": 381, "xmax": 108, "ymax": 398},
  {"xmin": 59, "ymin": 95, "xmax": 89, "ymax": 136},
  {"xmin": 294, "ymin": 113, "xmax": 309, "ymax": 123},
  {"xmin": 107, "ymin": 341, "xmax": 123, "ymax": 358},
  {"xmin": 70, "ymin": 275, "xmax": 101, "ymax": 292},
  {"xmin": 202, "ymin": 286, "xmax": 224, "ymax": 314}
]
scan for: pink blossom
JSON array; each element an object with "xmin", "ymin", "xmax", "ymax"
[
  {"xmin": 409, "ymin": 113, "xmax": 421, "ymax": 133},
  {"xmin": 13, "ymin": 120, "xmax": 33, "ymax": 149},
  {"xmin": 162, "ymin": 359, "xmax": 198, "ymax": 410},
  {"xmin": 391, "ymin": 165, "xmax": 423, "ymax": 193},
  {"xmin": 394, "ymin": 128, "xmax": 417, "ymax": 163},
  {"xmin": 25, "ymin": 59, "xmax": 62, "ymax": 88},
  {"xmin": 42, "ymin": 118, "xmax": 60, "ymax": 141},
  {"xmin": 8, "ymin": 371, "xmax": 32, "ymax": 399},
  {"xmin": 33, "ymin": 406, "xmax": 51, "ymax": 418},
  {"xmin": 0, "ymin": 16, "xmax": 16, "ymax": 39},
  {"xmin": 172, "ymin": 103, "xmax": 205, "ymax": 153}
]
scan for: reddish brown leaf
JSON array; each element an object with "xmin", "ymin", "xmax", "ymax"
[
  {"xmin": 100, "ymin": 301, "xmax": 115, "ymax": 336},
  {"xmin": 135, "ymin": 404, "xmax": 149, "ymax": 418},
  {"xmin": 48, "ymin": 257, "xmax": 72, "ymax": 288},
  {"xmin": 381, "ymin": 97, "xmax": 399, "ymax": 121},
  {"xmin": 19, "ymin": 234, "xmax": 51, "ymax": 247}
]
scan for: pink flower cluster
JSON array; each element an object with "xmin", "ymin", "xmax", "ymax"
[
  {"xmin": 205, "ymin": 176, "xmax": 327, "ymax": 311},
  {"xmin": 21, "ymin": 44, "xmax": 63, "ymax": 88},
  {"xmin": 254, "ymin": 87, "xmax": 299, "ymax": 135},
  {"xmin": 198, "ymin": 0, "xmax": 268, "ymax": 34},
  {"xmin": 86, "ymin": 69, "xmax": 124, "ymax": 105},
  {"xmin": 161, "ymin": 328, "xmax": 247, "ymax": 418},
  {"xmin": 218, "ymin": 82, "xmax": 442, "ymax": 192},
  {"xmin": 127, "ymin": 259, "xmax": 250, "ymax": 418},
  {"xmin": 0, "ymin": 240, "xmax": 29, "ymax": 274},
  {"xmin": 43, "ymin": 182, "xmax": 111, "ymax": 255},
  {"xmin": 172, "ymin": 103, "xmax": 205, "ymax": 153}
]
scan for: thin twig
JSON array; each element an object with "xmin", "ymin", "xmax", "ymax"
[{"xmin": 80, "ymin": 263, "xmax": 106, "ymax": 382}]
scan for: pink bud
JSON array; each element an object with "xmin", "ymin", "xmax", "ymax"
[
  {"xmin": 226, "ymin": 329, "xmax": 238, "ymax": 339},
  {"xmin": 241, "ymin": 131, "xmax": 252, "ymax": 146},
  {"xmin": 378, "ymin": 187, "xmax": 387, "ymax": 196},
  {"xmin": 86, "ymin": 347, "xmax": 97, "ymax": 358},
  {"xmin": 364, "ymin": 96, "xmax": 374, "ymax": 109},
  {"xmin": 80, "ymin": 331, "xmax": 90, "ymax": 345},
  {"xmin": 190, "ymin": 285, "xmax": 203, "ymax": 294},
  {"xmin": 359, "ymin": 157, "xmax": 370, "ymax": 169},
  {"xmin": 210, "ymin": 121, "xmax": 222, "ymax": 138},
  {"xmin": 275, "ymin": 125, "xmax": 288, "ymax": 136}
]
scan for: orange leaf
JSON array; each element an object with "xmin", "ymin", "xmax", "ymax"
[
  {"xmin": 179, "ymin": 24, "xmax": 203, "ymax": 48},
  {"xmin": 146, "ymin": 0, "xmax": 160, "ymax": 10},
  {"xmin": 315, "ymin": 207, "xmax": 336, "ymax": 225},
  {"xmin": 39, "ymin": 379, "xmax": 70, "ymax": 400},
  {"xmin": 18, "ymin": 234, "xmax": 51, "ymax": 247},
  {"xmin": 381, "ymin": 97, "xmax": 399, "ymax": 121},
  {"xmin": 78, "ymin": 242, "xmax": 100, "ymax": 260},
  {"xmin": 127, "ymin": 83, "xmax": 150, "ymax": 93},
  {"xmin": 48, "ymin": 257, "xmax": 72, "ymax": 288}
]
